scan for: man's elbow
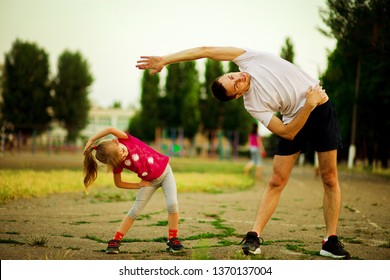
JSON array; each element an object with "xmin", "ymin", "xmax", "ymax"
[
  {"xmin": 280, "ymin": 131, "xmax": 296, "ymax": 141},
  {"xmin": 199, "ymin": 46, "xmax": 212, "ymax": 58}
]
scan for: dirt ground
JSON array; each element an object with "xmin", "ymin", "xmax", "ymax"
[{"xmin": 0, "ymin": 156, "xmax": 389, "ymax": 260}]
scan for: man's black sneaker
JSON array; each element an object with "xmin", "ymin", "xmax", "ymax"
[
  {"xmin": 320, "ymin": 235, "xmax": 351, "ymax": 259},
  {"xmin": 106, "ymin": 239, "xmax": 121, "ymax": 254},
  {"xmin": 166, "ymin": 237, "xmax": 184, "ymax": 253},
  {"xmin": 240, "ymin": 231, "xmax": 262, "ymax": 255}
]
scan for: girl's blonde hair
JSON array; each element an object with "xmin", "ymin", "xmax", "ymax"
[{"xmin": 83, "ymin": 139, "xmax": 123, "ymax": 191}]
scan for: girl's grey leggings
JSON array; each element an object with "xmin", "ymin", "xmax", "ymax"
[{"xmin": 127, "ymin": 164, "xmax": 178, "ymax": 220}]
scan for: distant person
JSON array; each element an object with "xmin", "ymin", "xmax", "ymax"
[
  {"xmin": 136, "ymin": 46, "xmax": 349, "ymax": 259},
  {"xmin": 83, "ymin": 127, "xmax": 184, "ymax": 254},
  {"xmin": 243, "ymin": 123, "xmax": 266, "ymax": 180}
]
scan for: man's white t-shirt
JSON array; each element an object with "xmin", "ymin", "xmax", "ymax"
[{"xmin": 233, "ymin": 48, "xmax": 319, "ymax": 127}]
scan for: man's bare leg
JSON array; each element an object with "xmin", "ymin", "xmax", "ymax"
[{"xmin": 251, "ymin": 153, "xmax": 300, "ymax": 235}]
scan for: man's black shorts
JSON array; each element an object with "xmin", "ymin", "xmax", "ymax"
[{"xmin": 276, "ymin": 100, "xmax": 343, "ymax": 156}]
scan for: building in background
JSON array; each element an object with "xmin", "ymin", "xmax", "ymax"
[{"xmin": 81, "ymin": 106, "xmax": 134, "ymax": 140}]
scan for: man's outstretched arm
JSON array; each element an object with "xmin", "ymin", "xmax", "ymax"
[{"xmin": 135, "ymin": 46, "xmax": 245, "ymax": 74}]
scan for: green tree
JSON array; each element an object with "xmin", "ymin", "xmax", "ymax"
[
  {"xmin": 201, "ymin": 59, "xmax": 225, "ymax": 156},
  {"xmin": 164, "ymin": 63, "xmax": 183, "ymax": 128},
  {"xmin": 320, "ymin": 0, "xmax": 390, "ymax": 168},
  {"xmin": 180, "ymin": 62, "xmax": 201, "ymax": 140},
  {"xmin": 129, "ymin": 70, "xmax": 160, "ymax": 141},
  {"xmin": 52, "ymin": 50, "xmax": 93, "ymax": 144},
  {"xmin": 202, "ymin": 59, "xmax": 225, "ymax": 130},
  {"xmin": 1, "ymin": 39, "xmax": 52, "ymax": 136},
  {"xmin": 164, "ymin": 61, "xmax": 200, "ymax": 140},
  {"xmin": 280, "ymin": 37, "xmax": 295, "ymax": 63}
]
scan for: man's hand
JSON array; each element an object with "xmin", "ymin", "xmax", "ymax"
[
  {"xmin": 306, "ymin": 85, "xmax": 328, "ymax": 110},
  {"xmin": 136, "ymin": 56, "xmax": 164, "ymax": 74}
]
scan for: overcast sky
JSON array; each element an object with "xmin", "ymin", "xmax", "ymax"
[{"xmin": 0, "ymin": 0, "xmax": 336, "ymax": 109}]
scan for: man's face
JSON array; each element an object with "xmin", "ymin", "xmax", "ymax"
[{"xmin": 219, "ymin": 72, "xmax": 251, "ymax": 99}]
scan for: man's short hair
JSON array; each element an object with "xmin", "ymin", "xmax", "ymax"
[{"xmin": 211, "ymin": 77, "xmax": 235, "ymax": 102}]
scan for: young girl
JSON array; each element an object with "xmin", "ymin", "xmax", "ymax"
[
  {"xmin": 83, "ymin": 127, "xmax": 184, "ymax": 254},
  {"xmin": 243, "ymin": 123, "xmax": 266, "ymax": 179}
]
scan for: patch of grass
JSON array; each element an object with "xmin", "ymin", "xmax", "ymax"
[
  {"xmin": 169, "ymin": 158, "xmax": 246, "ymax": 174},
  {"xmin": 217, "ymin": 239, "xmax": 235, "ymax": 246},
  {"xmin": 25, "ymin": 235, "xmax": 49, "ymax": 247},
  {"xmin": 0, "ymin": 169, "xmax": 99, "ymax": 204},
  {"xmin": 0, "ymin": 158, "xmax": 254, "ymax": 204},
  {"xmin": 174, "ymin": 172, "xmax": 253, "ymax": 193},
  {"xmin": 43, "ymin": 250, "xmax": 75, "ymax": 260},
  {"xmin": 186, "ymin": 214, "xmax": 236, "ymax": 242},
  {"xmin": 285, "ymin": 244, "xmax": 319, "ymax": 256},
  {"xmin": 0, "ymin": 238, "xmax": 24, "ymax": 245},
  {"xmin": 138, "ymin": 214, "xmax": 151, "ymax": 220},
  {"xmin": 82, "ymin": 235, "xmax": 106, "ymax": 243},
  {"xmin": 379, "ymin": 240, "xmax": 390, "ymax": 248},
  {"xmin": 60, "ymin": 234, "xmax": 74, "ymax": 238},
  {"xmin": 109, "ymin": 219, "xmax": 122, "ymax": 223},
  {"xmin": 148, "ymin": 220, "xmax": 168, "ymax": 227},
  {"xmin": 191, "ymin": 241, "xmax": 215, "ymax": 260},
  {"xmin": 69, "ymin": 221, "xmax": 91, "ymax": 225},
  {"xmin": 151, "ymin": 236, "xmax": 168, "ymax": 243},
  {"xmin": 5, "ymin": 231, "xmax": 20, "ymax": 235},
  {"xmin": 344, "ymin": 205, "xmax": 359, "ymax": 213},
  {"xmin": 92, "ymin": 191, "xmax": 134, "ymax": 203}
]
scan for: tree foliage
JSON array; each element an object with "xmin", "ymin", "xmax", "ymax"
[
  {"xmin": 164, "ymin": 61, "xmax": 201, "ymax": 140},
  {"xmin": 129, "ymin": 69, "xmax": 160, "ymax": 141},
  {"xmin": 1, "ymin": 39, "xmax": 52, "ymax": 136},
  {"xmin": 280, "ymin": 37, "xmax": 295, "ymax": 63},
  {"xmin": 52, "ymin": 50, "xmax": 93, "ymax": 144},
  {"xmin": 202, "ymin": 59, "xmax": 225, "ymax": 130},
  {"xmin": 320, "ymin": 0, "xmax": 390, "ymax": 167},
  {"xmin": 180, "ymin": 62, "xmax": 201, "ymax": 140}
]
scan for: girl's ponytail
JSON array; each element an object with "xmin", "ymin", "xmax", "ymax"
[{"xmin": 83, "ymin": 147, "xmax": 98, "ymax": 192}]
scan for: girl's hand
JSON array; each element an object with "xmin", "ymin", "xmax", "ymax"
[
  {"xmin": 138, "ymin": 180, "xmax": 152, "ymax": 188},
  {"xmin": 83, "ymin": 139, "xmax": 94, "ymax": 155}
]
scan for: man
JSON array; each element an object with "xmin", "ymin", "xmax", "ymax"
[{"xmin": 136, "ymin": 46, "xmax": 350, "ymax": 259}]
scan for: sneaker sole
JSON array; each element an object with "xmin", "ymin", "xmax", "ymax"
[
  {"xmin": 242, "ymin": 247, "xmax": 261, "ymax": 255},
  {"xmin": 319, "ymin": 249, "xmax": 347, "ymax": 259},
  {"xmin": 167, "ymin": 248, "xmax": 185, "ymax": 254},
  {"xmin": 106, "ymin": 250, "xmax": 120, "ymax": 254}
]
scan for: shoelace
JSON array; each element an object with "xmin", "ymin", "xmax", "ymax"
[
  {"xmin": 108, "ymin": 240, "xmax": 120, "ymax": 247},
  {"xmin": 334, "ymin": 239, "xmax": 345, "ymax": 248},
  {"xmin": 239, "ymin": 235, "xmax": 264, "ymax": 245},
  {"xmin": 324, "ymin": 237, "xmax": 345, "ymax": 248},
  {"xmin": 169, "ymin": 238, "xmax": 182, "ymax": 246}
]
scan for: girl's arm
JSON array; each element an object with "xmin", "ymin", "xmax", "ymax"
[
  {"xmin": 136, "ymin": 46, "xmax": 245, "ymax": 74},
  {"xmin": 83, "ymin": 127, "xmax": 128, "ymax": 154},
  {"xmin": 113, "ymin": 173, "xmax": 152, "ymax": 189}
]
